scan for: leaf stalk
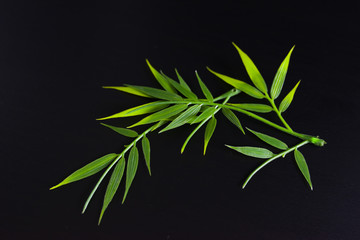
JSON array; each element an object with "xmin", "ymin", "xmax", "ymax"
[{"xmin": 242, "ymin": 140, "xmax": 310, "ymax": 189}]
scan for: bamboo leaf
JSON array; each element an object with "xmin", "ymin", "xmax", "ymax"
[
  {"xmin": 246, "ymin": 128, "xmax": 288, "ymax": 150},
  {"xmin": 50, "ymin": 153, "xmax": 118, "ymax": 190},
  {"xmin": 226, "ymin": 145, "xmax": 274, "ymax": 159},
  {"xmin": 125, "ymin": 85, "xmax": 182, "ymax": 101},
  {"xmin": 294, "ymin": 149, "xmax": 313, "ymax": 190},
  {"xmin": 97, "ymin": 102, "xmax": 169, "ymax": 120},
  {"xmin": 279, "ymin": 81, "xmax": 300, "ymax": 113},
  {"xmin": 214, "ymin": 89, "xmax": 241, "ymax": 102},
  {"xmin": 270, "ymin": 46, "xmax": 295, "ymax": 99},
  {"xmin": 228, "ymin": 103, "xmax": 273, "ymax": 113},
  {"xmin": 129, "ymin": 104, "xmax": 188, "ymax": 128},
  {"xmin": 232, "ymin": 43, "xmax": 268, "ymax": 93},
  {"xmin": 102, "ymin": 86, "xmax": 152, "ymax": 98},
  {"xmin": 222, "ymin": 108, "xmax": 245, "ymax": 134},
  {"xmin": 204, "ymin": 116, "xmax": 217, "ymax": 155},
  {"xmin": 196, "ymin": 71, "xmax": 214, "ymax": 101},
  {"xmin": 142, "ymin": 136, "xmax": 151, "ymax": 176},
  {"xmin": 122, "ymin": 146, "xmax": 139, "ymax": 203},
  {"xmin": 100, "ymin": 123, "xmax": 139, "ymax": 138},
  {"xmin": 160, "ymin": 105, "xmax": 201, "ymax": 133},
  {"xmin": 146, "ymin": 59, "xmax": 177, "ymax": 93},
  {"xmin": 160, "ymin": 71, "xmax": 198, "ymax": 100},
  {"xmin": 99, "ymin": 156, "xmax": 126, "ymax": 224},
  {"xmin": 207, "ymin": 68, "xmax": 265, "ymax": 99},
  {"xmin": 175, "ymin": 69, "xmax": 191, "ymax": 91},
  {"xmin": 190, "ymin": 107, "xmax": 217, "ymax": 124}
]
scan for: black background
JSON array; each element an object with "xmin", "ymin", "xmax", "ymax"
[{"xmin": 1, "ymin": 1, "xmax": 360, "ymax": 239}]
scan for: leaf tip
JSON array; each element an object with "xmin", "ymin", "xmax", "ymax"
[{"xmin": 49, "ymin": 184, "xmax": 59, "ymax": 190}]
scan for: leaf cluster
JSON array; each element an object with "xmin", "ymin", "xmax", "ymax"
[{"xmin": 50, "ymin": 44, "xmax": 325, "ymax": 224}]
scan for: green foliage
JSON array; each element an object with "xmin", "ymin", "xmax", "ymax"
[
  {"xmin": 279, "ymin": 81, "xmax": 301, "ymax": 112},
  {"xmin": 204, "ymin": 116, "xmax": 217, "ymax": 155},
  {"xmin": 51, "ymin": 45, "xmax": 326, "ymax": 224},
  {"xmin": 270, "ymin": 46, "xmax": 295, "ymax": 99},
  {"xmin": 50, "ymin": 153, "xmax": 118, "ymax": 190},
  {"xmin": 294, "ymin": 149, "xmax": 313, "ymax": 190},
  {"xmin": 101, "ymin": 123, "xmax": 139, "ymax": 138}
]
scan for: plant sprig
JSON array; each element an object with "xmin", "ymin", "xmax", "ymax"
[{"xmin": 50, "ymin": 43, "xmax": 326, "ymax": 224}]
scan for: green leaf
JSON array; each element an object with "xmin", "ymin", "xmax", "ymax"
[
  {"xmin": 129, "ymin": 104, "xmax": 188, "ymax": 128},
  {"xmin": 100, "ymin": 123, "xmax": 139, "ymax": 138},
  {"xmin": 190, "ymin": 107, "xmax": 217, "ymax": 124},
  {"xmin": 204, "ymin": 116, "xmax": 217, "ymax": 155},
  {"xmin": 196, "ymin": 71, "xmax": 214, "ymax": 101},
  {"xmin": 160, "ymin": 105, "xmax": 201, "ymax": 133},
  {"xmin": 270, "ymin": 46, "xmax": 295, "ymax": 99},
  {"xmin": 142, "ymin": 136, "xmax": 151, "ymax": 176},
  {"xmin": 214, "ymin": 89, "xmax": 241, "ymax": 102},
  {"xmin": 221, "ymin": 108, "xmax": 245, "ymax": 134},
  {"xmin": 226, "ymin": 145, "xmax": 274, "ymax": 159},
  {"xmin": 99, "ymin": 156, "xmax": 126, "ymax": 224},
  {"xmin": 175, "ymin": 69, "xmax": 192, "ymax": 91},
  {"xmin": 294, "ymin": 149, "xmax": 313, "ymax": 190},
  {"xmin": 232, "ymin": 43, "xmax": 268, "ymax": 93},
  {"xmin": 97, "ymin": 102, "xmax": 169, "ymax": 120},
  {"xmin": 50, "ymin": 153, "xmax": 118, "ymax": 190},
  {"xmin": 279, "ymin": 81, "xmax": 300, "ymax": 113},
  {"xmin": 125, "ymin": 85, "xmax": 182, "ymax": 101},
  {"xmin": 150, "ymin": 120, "xmax": 167, "ymax": 132},
  {"xmin": 161, "ymin": 71, "xmax": 198, "ymax": 100},
  {"xmin": 122, "ymin": 146, "xmax": 139, "ymax": 203},
  {"xmin": 102, "ymin": 86, "xmax": 152, "ymax": 98},
  {"xmin": 228, "ymin": 103, "xmax": 273, "ymax": 113},
  {"xmin": 207, "ymin": 68, "xmax": 265, "ymax": 99},
  {"xmin": 246, "ymin": 128, "xmax": 288, "ymax": 150},
  {"xmin": 146, "ymin": 59, "xmax": 177, "ymax": 93}
]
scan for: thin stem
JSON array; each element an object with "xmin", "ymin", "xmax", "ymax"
[
  {"xmin": 82, "ymin": 124, "xmax": 156, "ymax": 214},
  {"xmin": 181, "ymin": 92, "xmax": 233, "ymax": 153},
  {"xmin": 146, "ymin": 99, "xmax": 325, "ymax": 146},
  {"xmin": 266, "ymin": 95, "xmax": 293, "ymax": 132},
  {"xmin": 242, "ymin": 140, "xmax": 310, "ymax": 189}
]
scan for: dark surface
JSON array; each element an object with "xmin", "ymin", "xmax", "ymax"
[{"xmin": 1, "ymin": 1, "xmax": 359, "ymax": 239}]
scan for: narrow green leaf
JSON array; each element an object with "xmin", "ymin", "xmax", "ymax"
[
  {"xmin": 100, "ymin": 123, "xmax": 138, "ymax": 138},
  {"xmin": 129, "ymin": 104, "xmax": 188, "ymax": 128},
  {"xmin": 204, "ymin": 116, "xmax": 217, "ymax": 155},
  {"xmin": 190, "ymin": 107, "xmax": 217, "ymax": 124},
  {"xmin": 161, "ymin": 71, "xmax": 198, "ymax": 99},
  {"xmin": 207, "ymin": 68, "xmax": 265, "ymax": 99},
  {"xmin": 97, "ymin": 102, "xmax": 169, "ymax": 120},
  {"xmin": 122, "ymin": 146, "xmax": 139, "ymax": 203},
  {"xmin": 232, "ymin": 43, "xmax": 268, "ymax": 93},
  {"xmin": 142, "ymin": 136, "xmax": 151, "ymax": 176},
  {"xmin": 99, "ymin": 156, "xmax": 126, "ymax": 224},
  {"xmin": 160, "ymin": 105, "xmax": 201, "ymax": 133},
  {"xmin": 270, "ymin": 46, "xmax": 295, "ymax": 99},
  {"xmin": 213, "ymin": 89, "xmax": 241, "ymax": 102},
  {"xmin": 279, "ymin": 81, "xmax": 300, "ymax": 113},
  {"xmin": 175, "ymin": 69, "xmax": 191, "ymax": 91},
  {"xmin": 246, "ymin": 128, "xmax": 288, "ymax": 150},
  {"xmin": 196, "ymin": 71, "xmax": 214, "ymax": 101},
  {"xmin": 102, "ymin": 86, "xmax": 152, "ymax": 98},
  {"xmin": 181, "ymin": 111, "xmax": 216, "ymax": 153},
  {"xmin": 150, "ymin": 120, "xmax": 167, "ymax": 132},
  {"xmin": 226, "ymin": 145, "xmax": 274, "ymax": 159},
  {"xmin": 146, "ymin": 59, "xmax": 177, "ymax": 93},
  {"xmin": 221, "ymin": 108, "xmax": 245, "ymax": 134},
  {"xmin": 125, "ymin": 85, "xmax": 182, "ymax": 101},
  {"xmin": 50, "ymin": 153, "xmax": 118, "ymax": 190},
  {"xmin": 294, "ymin": 149, "xmax": 313, "ymax": 190},
  {"xmin": 228, "ymin": 103, "xmax": 273, "ymax": 113}
]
